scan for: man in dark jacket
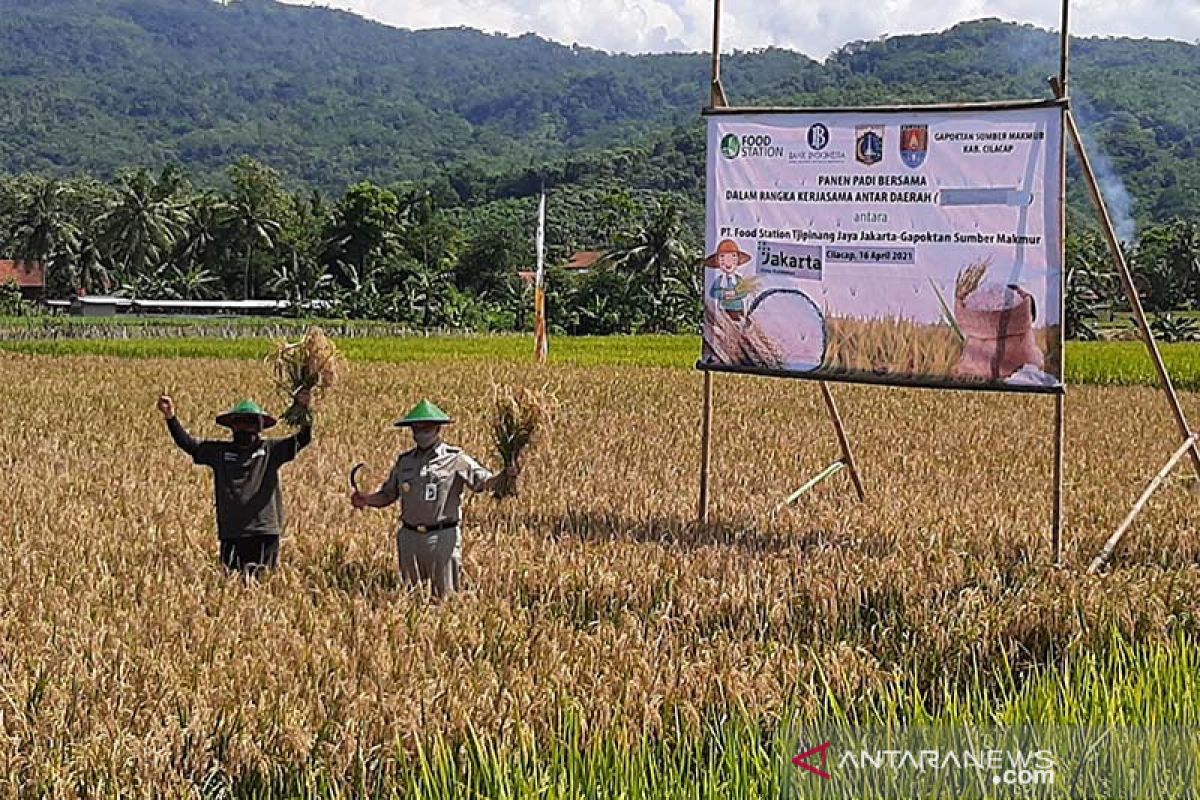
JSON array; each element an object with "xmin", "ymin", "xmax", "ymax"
[{"xmin": 157, "ymin": 392, "xmax": 312, "ymax": 575}]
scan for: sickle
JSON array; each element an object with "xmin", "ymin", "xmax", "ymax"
[{"xmin": 349, "ymin": 462, "xmax": 365, "ymax": 492}]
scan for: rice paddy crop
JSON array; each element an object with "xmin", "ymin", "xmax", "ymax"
[{"xmin": 1, "ymin": 349, "xmax": 1198, "ymax": 796}]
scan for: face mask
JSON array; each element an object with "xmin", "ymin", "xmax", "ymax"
[
  {"xmin": 233, "ymin": 430, "xmax": 260, "ymax": 447},
  {"xmin": 413, "ymin": 429, "xmax": 441, "ymax": 450}
]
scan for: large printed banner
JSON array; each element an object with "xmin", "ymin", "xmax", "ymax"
[{"xmin": 701, "ymin": 104, "xmax": 1065, "ymax": 392}]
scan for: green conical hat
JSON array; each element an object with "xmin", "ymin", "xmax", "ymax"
[
  {"xmin": 394, "ymin": 399, "xmax": 453, "ymax": 427},
  {"xmin": 216, "ymin": 399, "xmax": 277, "ymax": 429}
]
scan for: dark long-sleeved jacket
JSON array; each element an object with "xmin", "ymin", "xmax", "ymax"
[{"xmin": 168, "ymin": 417, "xmax": 311, "ymax": 540}]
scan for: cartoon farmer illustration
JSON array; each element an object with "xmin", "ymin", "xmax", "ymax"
[{"xmin": 706, "ymin": 239, "xmax": 754, "ymax": 321}]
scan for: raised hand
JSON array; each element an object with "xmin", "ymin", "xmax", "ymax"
[{"xmin": 157, "ymin": 395, "xmax": 176, "ymax": 420}]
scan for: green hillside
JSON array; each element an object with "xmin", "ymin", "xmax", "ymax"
[{"xmin": 2, "ymin": 1, "xmax": 1199, "ymax": 225}]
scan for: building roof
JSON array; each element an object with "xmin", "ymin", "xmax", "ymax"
[
  {"xmin": 0, "ymin": 260, "xmax": 45, "ymax": 288},
  {"xmin": 564, "ymin": 251, "xmax": 603, "ymax": 270},
  {"xmin": 518, "ymin": 250, "xmax": 606, "ymax": 282}
]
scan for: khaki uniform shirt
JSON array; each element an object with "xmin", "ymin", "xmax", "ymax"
[{"xmin": 379, "ymin": 442, "xmax": 493, "ymax": 527}]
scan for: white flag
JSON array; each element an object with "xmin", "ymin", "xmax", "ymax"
[{"xmin": 534, "ymin": 192, "xmax": 546, "ymax": 288}]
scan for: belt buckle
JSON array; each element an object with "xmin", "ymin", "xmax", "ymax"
[{"xmin": 416, "ymin": 524, "xmax": 428, "ymax": 534}]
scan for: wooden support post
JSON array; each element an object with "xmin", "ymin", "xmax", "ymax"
[
  {"xmin": 1052, "ymin": 394, "xmax": 1065, "ymax": 564},
  {"xmin": 818, "ymin": 382, "xmax": 866, "ymax": 502},
  {"xmin": 1061, "ymin": 109, "xmax": 1200, "ymax": 480},
  {"xmin": 774, "ymin": 460, "xmax": 847, "ymax": 513},
  {"xmin": 698, "ymin": 370, "xmax": 714, "ymax": 524},
  {"xmin": 709, "ymin": 0, "xmax": 728, "ymax": 108},
  {"xmin": 1052, "ymin": 2, "xmax": 1069, "ymax": 563},
  {"xmin": 1059, "ymin": 0, "xmax": 1070, "ymax": 96},
  {"xmin": 1089, "ymin": 434, "xmax": 1199, "ymax": 574}
]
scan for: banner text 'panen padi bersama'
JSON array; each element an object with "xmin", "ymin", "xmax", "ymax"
[{"xmin": 701, "ymin": 105, "xmax": 1064, "ymax": 392}]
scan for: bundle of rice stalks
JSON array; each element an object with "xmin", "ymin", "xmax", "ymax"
[
  {"xmin": 702, "ymin": 305, "xmax": 745, "ymax": 365},
  {"xmin": 739, "ymin": 315, "xmax": 787, "ymax": 370},
  {"xmin": 955, "ymin": 261, "xmax": 990, "ymax": 302},
  {"xmin": 490, "ymin": 384, "xmax": 556, "ymax": 499},
  {"xmin": 268, "ymin": 326, "xmax": 344, "ymax": 427},
  {"xmin": 702, "ymin": 305, "xmax": 787, "ymax": 370},
  {"xmin": 734, "ymin": 275, "xmax": 762, "ymax": 297}
]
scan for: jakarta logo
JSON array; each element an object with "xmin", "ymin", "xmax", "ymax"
[
  {"xmin": 807, "ymin": 123, "xmax": 830, "ymax": 151},
  {"xmin": 720, "ymin": 134, "xmax": 741, "ymax": 159},
  {"xmin": 855, "ymin": 126, "xmax": 884, "ymax": 166},
  {"xmin": 900, "ymin": 124, "xmax": 929, "ymax": 169}
]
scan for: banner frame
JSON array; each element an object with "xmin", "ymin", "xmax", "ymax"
[
  {"xmin": 703, "ymin": 97, "xmax": 1068, "ymax": 116},
  {"xmin": 696, "ymin": 361, "xmax": 1066, "ymax": 396}
]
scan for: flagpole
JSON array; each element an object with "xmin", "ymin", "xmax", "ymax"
[{"xmin": 533, "ymin": 189, "xmax": 548, "ymax": 364}]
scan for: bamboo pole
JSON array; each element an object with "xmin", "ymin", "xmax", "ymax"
[
  {"xmin": 1052, "ymin": 394, "xmax": 1065, "ymax": 563},
  {"xmin": 698, "ymin": 370, "xmax": 714, "ymax": 524},
  {"xmin": 1052, "ymin": 6, "xmax": 1069, "ymax": 563},
  {"xmin": 775, "ymin": 460, "xmax": 847, "ymax": 512},
  {"xmin": 1058, "ymin": 103, "xmax": 1200, "ymax": 479},
  {"xmin": 709, "ymin": 0, "xmax": 728, "ymax": 108},
  {"xmin": 1059, "ymin": 0, "xmax": 1070, "ymax": 95},
  {"xmin": 1088, "ymin": 434, "xmax": 1199, "ymax": 574},
  {"xmin": 819, "ymin": 382, "xmax": 866, "ymax": 502}
]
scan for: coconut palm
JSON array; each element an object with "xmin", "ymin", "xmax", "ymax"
[
  {"xmin": 10, "ymin": 179, "xmax": 81, "ymax": 284},
  {"xmin": 96, "ymin": 170, "xmax": 189, "ymax": 287},
  {"xmin": 219, "ymin": 158, "xmax": 287, "ymax": 300},
  {"xmin": 598, "ymin": 200, "xmax": 700, "ymax": 333}
]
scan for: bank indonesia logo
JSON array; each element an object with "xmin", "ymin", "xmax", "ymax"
[
  {"xmin": 900, "ymin": 124, "xmax": 929, "ymax": 169},
  {"xmin": 855, "ymin": 126, "xmax": 884, "ymax": 166},
  {"xmin": 720, "ymin": 134, "xmax": 741, "ymax": 159},
  {"xmin": 807, "ymin": 123, "xmax": 830, "ymax": 151}
]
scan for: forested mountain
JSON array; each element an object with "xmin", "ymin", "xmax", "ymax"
[{"xmin": 2, "ymin": 0, "xmax": 1200, "ymax": 225}]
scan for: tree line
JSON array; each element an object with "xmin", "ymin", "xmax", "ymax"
[
  {"xmin": 4, "ymin": 158, "xmax": 1200, "ymax": 340},
  {"xmin": 0, "ymin": 160, "xmax": 702, "ymax": 334}
]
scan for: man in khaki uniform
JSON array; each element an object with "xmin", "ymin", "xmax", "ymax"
[{"xmin": 350, "ymin": 400, "xmax": 517, "ymax": 597}]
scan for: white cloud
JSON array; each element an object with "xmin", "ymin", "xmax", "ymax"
[{"xmin": 281, "ymin": 0, "xmax": 1200, "ymax": 57}]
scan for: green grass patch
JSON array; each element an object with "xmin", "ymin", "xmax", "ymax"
[
  {"xmin": 0, "ymin": 334, "xmax": 700, "ymax": 368},
  {"xmin": 4, "ymin": 335, "xmax": 1200, "ymax": 388}
]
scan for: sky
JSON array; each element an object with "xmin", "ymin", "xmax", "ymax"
[{"xmin": 280, "ymin": 0, "xmax": 1200, "ymax": 58}]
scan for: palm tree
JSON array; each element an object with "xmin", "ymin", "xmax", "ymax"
[
  {"xmin": 598, "ymin": 200, "xmax": 700, "ymax": 332},
  {"xmin": 221, "ymin": 158, "xmax": 287, "ymax": 301},
  {"xmin": 10, "ymin": 179, "xmax": 81, "ymax": 289},
  {"xmin": 96, "ymin": 170, "xmax": 189, "ymax": 288},
  {"xmin": 178, "ymin": 193, "xmax": 229, "ymax": 277},
  {"xmin": 224, "ymin": 190, "xmax": 282, "ymax": 301}
]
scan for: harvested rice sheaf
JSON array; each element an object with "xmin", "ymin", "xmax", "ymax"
[
  {"xmin": 268, "ymin": 326, "xmax": 344, "ymax": 427},
  {"xmin": 490, "ymin": 384, "xmax": 556, "ymax": 499},
  {"xmin": 955, "ymin": 261, "xmax": 989, "ymax": 302},
  {"xmin": 702, "ymin": 305, "xmax": 745, "ymax": 364}
]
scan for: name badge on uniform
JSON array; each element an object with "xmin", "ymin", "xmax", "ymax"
[{"xmin": 424, "ymin": 482, "xmax": 438, "ymax": 502}]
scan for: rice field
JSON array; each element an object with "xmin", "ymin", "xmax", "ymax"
[{"xmin": 2, "ymin": 346, "xmax": 1199, "ymax": 797}]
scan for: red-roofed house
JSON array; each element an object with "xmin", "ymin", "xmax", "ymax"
[
  {"xmin": 0, "ymin": 260, "xmax": 45, "ymax": 300},
  {"xmin": 518, "ymin": 250, "xmax": 605, "ymax": 283}
]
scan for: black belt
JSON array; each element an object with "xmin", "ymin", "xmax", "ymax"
[{"xmin": 402, "ymin": 520, "xmax": 459, "ymax": 534}]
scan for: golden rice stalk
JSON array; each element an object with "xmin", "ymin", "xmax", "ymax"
[
  {"xmin": 267, "ymin": 326, "xmax": 344, "ymax": 427},
  {"xmin": 702, "ymin": 305, "xmax": 745, "ymax": 365},
  {"xmin": 734, "ymin": 276, "xmax": 761, "ymax": 296},
  {"xmin": 739, "ymin": 315, "xmax": 787, "ymax": 370},
  {"xmin": 955, "ymin": 261, "xmax": 990, "ymax": 302},
  {"xmin": 490, "ymin": 383, "xmax": 556, "ymax": 499}
]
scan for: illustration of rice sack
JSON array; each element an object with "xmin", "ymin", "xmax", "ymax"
[
  {"xmin": 743, "ymin": 289, "xmax": 827, "ymax": 372},
  {"xmin": 953, "ymin": 282, "xmax": 1044, "ymax": 381}
]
